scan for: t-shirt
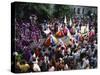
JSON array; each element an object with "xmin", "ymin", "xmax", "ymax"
[{"xmin": 19, "ymin": 64, "xmax": 30, "ymax": 72}]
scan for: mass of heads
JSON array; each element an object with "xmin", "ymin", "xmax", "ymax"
[{"xmin": 12, "ymin": 4, "xmax": 97, "ymax": 73}]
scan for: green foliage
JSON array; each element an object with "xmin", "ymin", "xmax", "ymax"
[
  {"xmin": 15, "ymin": 53, "xmax": 23, "ymax": 62},
  {"xmin": 15, "ymin": 2, "xmax": 73, "ymax": 20}
]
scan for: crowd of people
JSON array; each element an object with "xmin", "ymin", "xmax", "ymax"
[{"xmin": 13, "ymin": 14, "xmax": 97, "ymax": 73}]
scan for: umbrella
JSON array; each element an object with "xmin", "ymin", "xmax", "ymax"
[
  {"xmin": 58, "ymin": 38, "xmax": 66, "ymax": 48},
  {"xmin": 56, "ymin": 31, "xmax": 64, "ymax": 37},
  {"xmin": 44, "ymin": 36, "xmax": 51, "ymax": 47},
  {"xmin": 50, "ymin": 34, "xmax": 58, "ymax": 46},
  {"xmin": 56, "ymin": 24, "xmax": 64, "ymax": 37},
  {"xmin": 44, "ymin": 34, "xmax": 58, "ymax": 47}
]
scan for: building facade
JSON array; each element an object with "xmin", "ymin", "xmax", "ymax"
[{"xmin": 70, "ymin": 5, "xmax": 97, "ymax": 17}]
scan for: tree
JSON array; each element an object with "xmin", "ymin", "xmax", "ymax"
[{"xmin": 14, "ymin": 2, "xmax": 72, "ymax": 22}]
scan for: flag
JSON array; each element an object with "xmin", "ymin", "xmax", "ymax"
[
  {"xmin": 69, "ymin": 18, "xmax": 72, "ymax": 26},
  {"xmin": 81, "ymin": 25, "xmax": 87, "ymax": 35},
  {"xmin": 50, "ymin": 34, "xmax": 58, "ymax": 46},
  {"xmin": 51, "ymin": 37, "xmax": 56, "ymax": 46},
  {"xmin": 64, "ymin": 16, "xmax": 67, "ymax": 24},
  {"xmin": 44, "ymin": 36, "xmax": 51, "ymax": 47},
  {"xmin": 44, "ymin": 34, "xmax": 58, "ymax": 47},
  {"xmin": 58, "ymin": 38, "xmax": 66, "ymax": 48},
  {"xmin": 56, "ymin": 31, "xmax": 64, "ymax": 37}
]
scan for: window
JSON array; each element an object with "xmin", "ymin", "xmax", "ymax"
[
  {"xmin": 77, "ymin": 8, "xmax": 80, "ymax": 14},
  {"xmin": 74, "ymin": 8, "xmax": 76, "ymax": 14},
  {"xmin": 82, "ymin": 8, "xmax": 84, "ymax": 14}
]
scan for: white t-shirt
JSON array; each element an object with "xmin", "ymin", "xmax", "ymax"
[
  {"xmin": 49, "ymin": 66, "xmax": 55, "ymax": 71},
  {"xmin": 33, "ymin": 63, "xmax": 41, "ymax": 72},
  {"xmin": 82, "ymin": 58, "xmax": 89, "ymax": 69}
]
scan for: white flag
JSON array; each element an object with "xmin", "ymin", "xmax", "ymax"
[
  {"xmin": 70, "ymin": 18, "xmax": 72, "ymax": 26},
  {"xmin": 64, "ymin": 16, "xmax": 67, "ymax": 24}
]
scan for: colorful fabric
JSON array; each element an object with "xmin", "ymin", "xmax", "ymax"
[{"xmin": 44, "ymin": 34, "xmax": 58, "ymax": 47}]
